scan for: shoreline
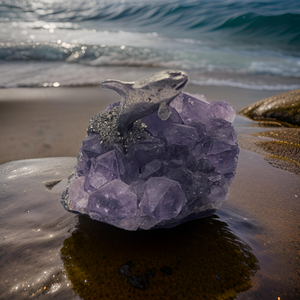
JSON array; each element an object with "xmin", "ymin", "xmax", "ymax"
[
  {"xmin": 0, "ymin": 85, "xmax": 299, "ymax": 299},
  {"xmin": 1, "ymin": 84, "xmax": 299, "ymax": 175},
  {"xmin": 0, "ymin": 147, "xmax": 299, "ymax": 299},
  {"xmin": 0, "ymin": 85, "xmax": 289, "ymax": 165},
  {"xmin": 1, "ymin": 62, "xmax": 300, "ymax": 90}
]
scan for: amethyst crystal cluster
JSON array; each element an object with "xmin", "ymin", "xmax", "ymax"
[{"xmin": 62, "ymin": 71, "xmax": 238, "ymax": 230}]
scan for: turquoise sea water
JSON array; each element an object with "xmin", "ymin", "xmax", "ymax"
[{"xmin": 0, "ymin": 0, "xmax": 300, "ymax": 89}]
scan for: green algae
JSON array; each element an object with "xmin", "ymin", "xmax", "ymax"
[
  {"xmin": 239, "ymin": 90, "xmax": 300, "ymax": 172},
  {"xmin": 265, "ymin": 102, "xmax": 300, "ymax": 123},
  {"xmin": 255, "ymin": 119, "xmax": 297, "ymax": 128},
  {"xmin": 61, "ymin": 215, "xmax": 259, "ymax": 300},
  {"xmin": 256, "ymin": 141, "xmax": 300, "ymax": 166},
  {"xmin": 253, "ymin": 129, "xmax": 300, "ymax": 171},
  {"xmin": 253, "ymin": 129, "xmax": 300, "ymax": 145}
]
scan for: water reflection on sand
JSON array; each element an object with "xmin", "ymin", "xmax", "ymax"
[
  {"xmin": 61, "ymin": 214, "xmax": 259, "ymax": 299},
  {"xmin": 0, "ymin": 125, "xmax": 299, "ymax": 299}
]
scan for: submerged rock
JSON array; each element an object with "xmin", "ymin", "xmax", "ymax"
[
  {"xmin": 238, "ymin": 89, "xmax": 300, "ymax": 127},
  {"xmin": 62, "ymin": 71, "xmax": 239, "ymax": 230}
]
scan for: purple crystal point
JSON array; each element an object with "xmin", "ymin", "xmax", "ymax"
[
  {"xmin": 63, "ymin": 70, "xmax": 239, "ymax": 231},
  {"xmin": 211, "ymin": 101, "xmax": 236, "ymax": 123},
  {"xmin": 141, "ymin": 107, "xmax": 183, "ymax": 137},
  {"xmin": 128, "ymin": 136, "xmax": 166, "ymax": 166},
  {"xmin": 188, "ymin": 171, "xmax": 210, "ymax": 201},
  {"xmin": 76, "ymin": 148, "xmax": 90, "ymax": 177},
  {"xmin": 118, "ymin": 157, "xmax": 139, "ymax": 184},
  {"xmin": 164, "ymin": 161, "xmax": 193, "ymax": 186},
  {"xmin": 69, "ymin": 177, "xmax": 89, "ymax": 214},
  {"xmin": 140, "ymin": 177, "xmax": 187, "ymax": 222},
  {"xmin": 207, "ymin": 147, "xmax": 239, "ymax": 174},
  {"xmin": 170, "ymin": 93, "xmax": 212, "ymax": 125},
  {"xmin": 196, "ymin": 159, "xmax": 215, "ymax": 173},
  {"xmin": 82, "ymin": 134, "xmax": 106, "ymax": 158},
  {"xmin": 207, "ymin": 140, "xmax": 236, "ymax": 155},
  {"xmin": 163, "ymin": 123, "xmax": 199, "ymax": 149},
  {"xmin": 87, "ymin": 179, "xmax": 137, "ymax": 221},
  {"xmin": 84, "ymin": 150, "xmax": 120, "ymax": 193},
  {"xmin": 141, "ymin": 159, "xmax": 163, "ymax": 180},
  {"xmin": 129, "ymin": 179, "xmax": 146, "ymax": 203}
]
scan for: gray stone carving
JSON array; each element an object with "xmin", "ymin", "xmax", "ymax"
[{"xmin": 101, "ymin": 70, "xmax": 188, "ymax": 135}]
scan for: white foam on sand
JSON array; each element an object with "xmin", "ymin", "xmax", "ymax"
[{"xmin": 1, "ymin": 60, "xmax": 299, "ymax": 91}]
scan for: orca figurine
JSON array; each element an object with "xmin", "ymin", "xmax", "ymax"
[{"xmin": 101, "ymin": 70, "xmax": 188, "ymax": 135}]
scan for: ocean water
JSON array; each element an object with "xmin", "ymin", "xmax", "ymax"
[{"xmin": 0, "ymin": 0, "xmax": 300, "ymax": 89}]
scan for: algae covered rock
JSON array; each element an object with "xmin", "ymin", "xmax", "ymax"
[{"xmin": 238, "ymin": 89, "xmax": 300, "ymax": 127}]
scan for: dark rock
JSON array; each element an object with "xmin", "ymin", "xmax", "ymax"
[{"xmin": 238, "ymin": 89, "xmax": 300, "ymax": 127}]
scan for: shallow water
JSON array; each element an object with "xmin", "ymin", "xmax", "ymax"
[
  {"xmin": 221, "ymin": 149, "xmax": 300, "ymax": 299},
  {"xmin": 0, "ymin": 0, "xmax": 300, "ymax": 89},
  {"xmin": 0, "ymin": 116, "xmax": 299, "ymax": 299}
]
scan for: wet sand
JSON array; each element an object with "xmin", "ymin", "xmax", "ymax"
[
  {"xmin": 0, "ymin": 85, "xmax": 287, "ymax": 165},
  {"xmin": 222, "ymin": 149, "xmax": 300, "ymax": 299},
  {"xmin": 0, "ymin": 87, "xmax": 118, "ymax": 165},
  {"xmin": 0, "ymin": 152, "xmax": 299, "ymax": 299},
  {"xmin": 0, "ymin": 85, "xmax": 299, "ymax": 299}
]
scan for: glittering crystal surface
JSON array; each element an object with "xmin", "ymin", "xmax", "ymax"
[{"xmin": 62, "ymin": 92, "xmax": 239, "ymax": 230}]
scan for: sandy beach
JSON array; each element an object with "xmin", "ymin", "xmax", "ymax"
[
  {"xmin": 0, "ymin": 85, "xmax": 287, "ymax": 165},
  {"xmin": 1, "ymin": 0, "xmax": 300, "ymax": 298},
  {"xmin": 0, "ymin": 84, "xmax": 299, "ymax": 299}
]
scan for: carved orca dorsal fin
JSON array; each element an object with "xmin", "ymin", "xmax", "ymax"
[{"xmin": 101, "ymin": 80, "xmax": 134, "ymax": 98}]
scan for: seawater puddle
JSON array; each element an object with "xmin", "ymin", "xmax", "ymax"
[
  {"xmin": 60, "ymin": 214, "xmax": 258, "ymax": 299},
  {"xmin": 223, "ymin": 149, "xmax": 300, "ymax": 299},
  {"xmin": 0, "ymin": 157, "xmax": 259, "ymax": 300},
  {"xmin": 0, "ymin": 116, "xmax": 299, "ymax": 299},
  {"xmin": 0, "ymin": 158, "xmax": 78, "ymax": 300}
]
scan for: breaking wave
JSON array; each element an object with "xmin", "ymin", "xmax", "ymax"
[
  {"xmin": 1, "ymin": 41, "xmax": 300, "ymax": 78},
  {"xmin": 0, "ymin": 0, "xmax": 299, "ymax": 90},
  {"xmin": 1, "ymin": 0, "xmax": 299, "ymax": 47}
]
